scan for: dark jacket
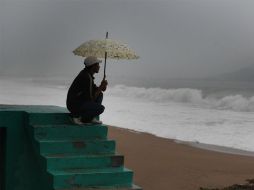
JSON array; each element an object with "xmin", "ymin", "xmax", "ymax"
[{"xmin": 66, "ymin": 68, "xmax": 97, "ymax": 112}]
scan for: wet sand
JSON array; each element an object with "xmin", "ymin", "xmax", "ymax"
[{"xmin": 108, "ymin": 126, "xmax": 254, "ymax": 190}]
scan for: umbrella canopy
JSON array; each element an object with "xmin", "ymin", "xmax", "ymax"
[
  {"xmin": 73, "ymin": 32, "xmax": 139, "ymax": 78},
  {"xmin": 73, "ymin": 39, "xmax": 139, "ymax": 59}
]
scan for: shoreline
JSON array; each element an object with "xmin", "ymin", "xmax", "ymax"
[
  {"xmin": 108, "ymin": 125, "xmax": 254, "ymax": 190},
  {"xmin": 177, "ymin": 139, "xmax": 254, "ymax": 158},
  {"xmin": 110, "ymin": 125, "xmax": 254, "ymax": 158}
]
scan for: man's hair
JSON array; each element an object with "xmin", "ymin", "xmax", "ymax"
[{"xmin": 85, "ymin": 63, "xmax": 97, "ymax": 70}]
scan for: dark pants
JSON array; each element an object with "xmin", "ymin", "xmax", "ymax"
[{"xmin": 71, "ymin": 93, "xmax": 105, "ymax": 120}]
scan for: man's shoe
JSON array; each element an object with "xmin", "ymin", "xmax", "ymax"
[
  {"xmin": 71, "ymin": 117, "xmax": 87, "ymax": 125},
  {"xmin": 71, "ymin": 117, "xmax": 101, "ymax": 125},
  {"xmin": 91, "ymin": 118, "xmax": 102, "ymax": 124}
]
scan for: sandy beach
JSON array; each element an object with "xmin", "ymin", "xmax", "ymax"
[{"xmin": 108, "ymin": 126, "xmax": 254, "ymax": 190}]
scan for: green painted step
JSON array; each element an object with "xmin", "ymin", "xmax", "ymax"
[
  {"xmin": 28, "ymin": 112, "xmax": 100, "ymax": 125},
  {"xmin": 32, "ymin": 124, "xmax": 108, "ymax": 140},
  {"xmin": 29, "ymin": 113, "xmax": 71, "ymax": 125},
  {"xmin": 49, "ymin": 168, "xmax": 133, "ymax": 189},
  {"xmin": 44, "ymin": 153, "xmax": 124, "ymax": 170},
  {"xmin": 56, "ymin": 184, "xmax": 142, "ymax": 190},
  {"xmin": 38, "ymin": 139, "xmax": 116, "ymax": 155}
]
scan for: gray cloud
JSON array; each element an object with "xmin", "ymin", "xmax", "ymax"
[{"xmin": 1, "ymin": 0, "xmax": 254, "ymax": 79}]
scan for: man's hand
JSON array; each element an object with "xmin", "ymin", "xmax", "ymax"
[
  {"xmin": 100, "ymin": 79, "xmax": 108, "ymax": 91},
  {"xmin": 94, "ymin": 79, "xmax": 108, "ymax": 100}
]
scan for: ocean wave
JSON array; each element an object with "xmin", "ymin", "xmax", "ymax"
[{"xmin": 108, "ymin": 85, "xmax": 254, "ymax": 112}]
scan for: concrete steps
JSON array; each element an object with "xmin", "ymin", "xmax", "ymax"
[
  {"xmin": 56, "ymin": 184, "xmax": 142, "ymax": 190},
  {"xmin": 50, "ymin": 168, "xmax": 133, "ymax": 189},
  {"xmin": 44, "ymin": 153, "xmax": 124, "ymax": 170},
  {"xmin": 32, "ymin": 124, "xmax": 108, "ymax": 140},
  {"xmin": 38, "ymin": 139, "xmax": 116, "ymax": 155},
  {"xmin": 28, "ymin": 113, "xmax": 71, "ymax": 125},
  {"xmin": 26, "ymin": 112, "xmax": 142, "ymax": 190}
]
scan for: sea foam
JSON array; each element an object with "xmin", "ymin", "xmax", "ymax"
[{"xmin": 108, "ymin": 85, "xmax": 254, "ymax": 112}]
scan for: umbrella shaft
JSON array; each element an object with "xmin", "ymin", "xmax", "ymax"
[
  {"xmin": 104, "ymin": 51, "xmax": 107, "ymax": 79},
  {"xmin": 103, "ymin": 31, "xmax": 108, "ymax": 79}
]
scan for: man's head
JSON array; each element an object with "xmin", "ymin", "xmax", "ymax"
[{"xmin": 84, "ymin": 56, "xmax": 102, "ymax": 74}]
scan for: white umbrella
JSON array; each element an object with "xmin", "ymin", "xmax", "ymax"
[{"xmin": 73, "ymin": 32, "xmax": 139, "ymax": 78}]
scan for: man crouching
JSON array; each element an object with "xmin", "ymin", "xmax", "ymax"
[{"xmin": 66, "ymin": 56, "xmax": 108, "ymax": 125}]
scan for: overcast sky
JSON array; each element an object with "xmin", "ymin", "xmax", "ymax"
[{"xmin": 1, "ymin": 0, "xmax": 254, "ymax": 79}]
